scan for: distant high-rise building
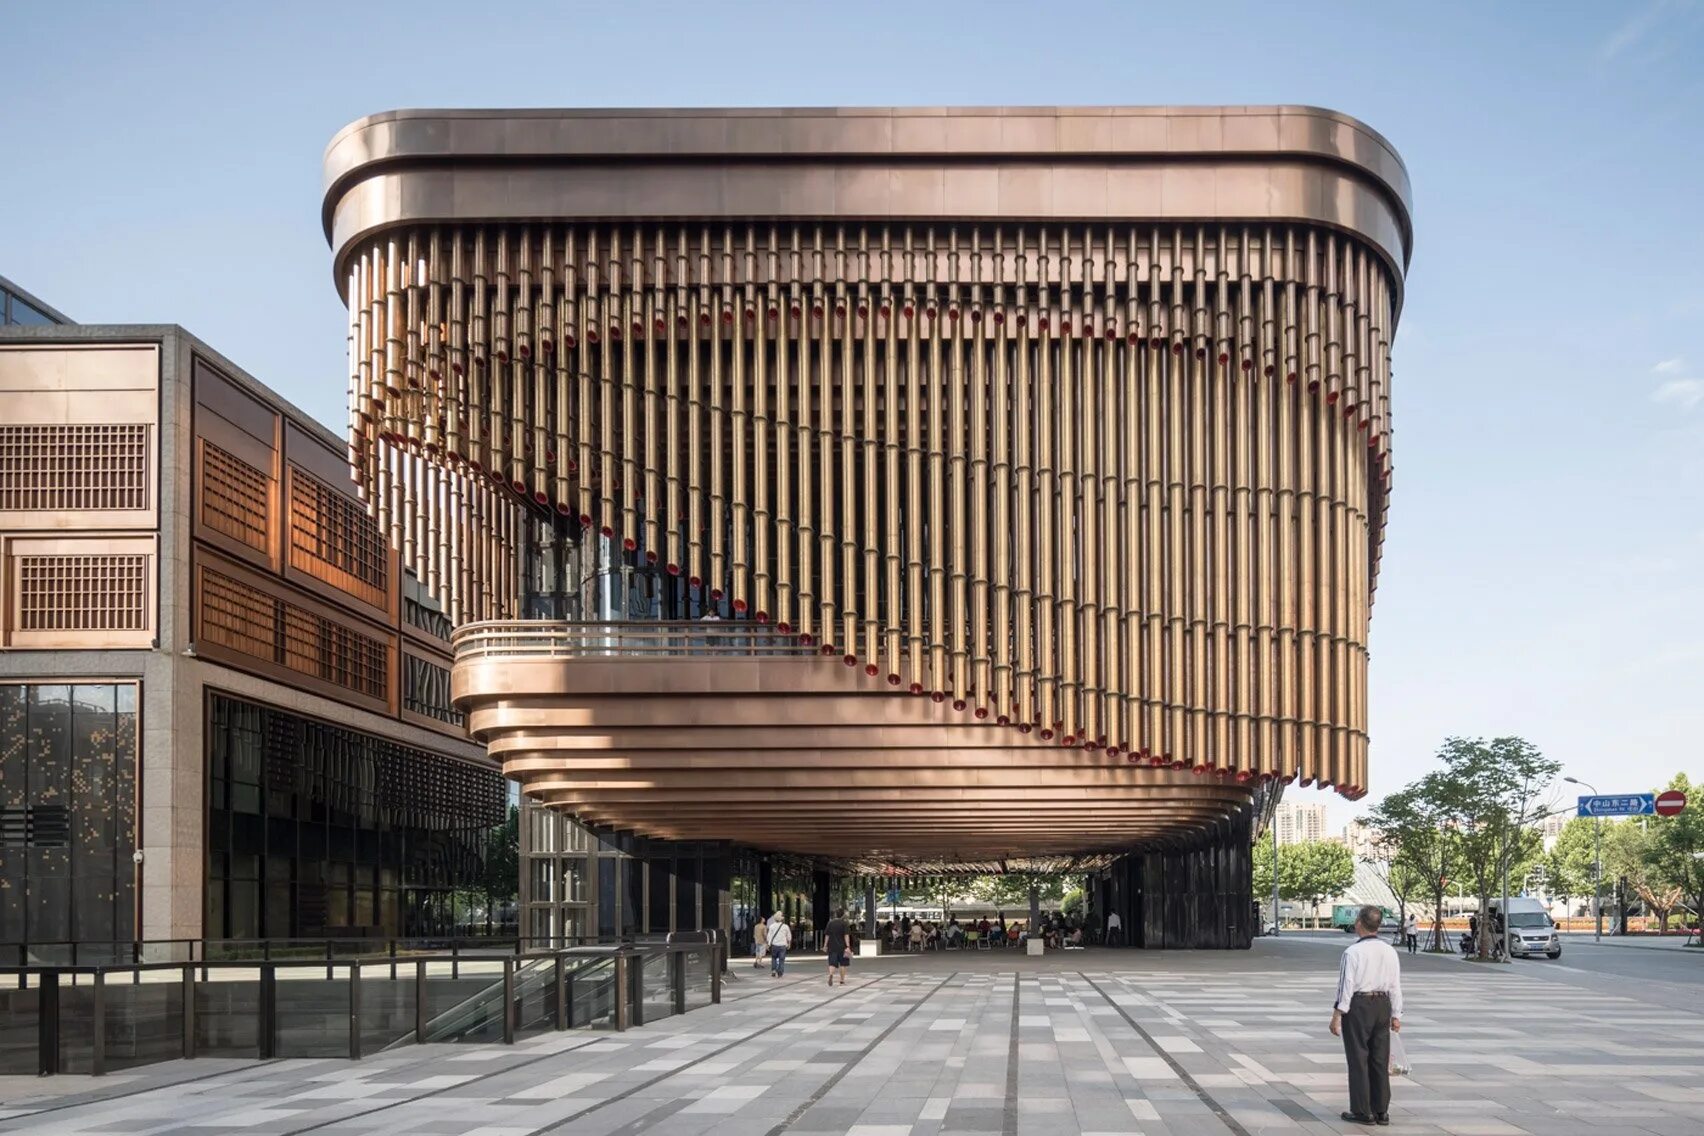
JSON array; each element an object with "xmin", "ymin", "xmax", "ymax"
[
  {"xmin": 1274, "ymin": 802, "xmax": 1330, "ymax": 846},
  {"xmin": 1342, "ymin": 818, "xmax": 1381, "ymax": 860}
]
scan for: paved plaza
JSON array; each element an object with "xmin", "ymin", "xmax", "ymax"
[{"xmin": 3, "ymin": 939, "xmax": 1700, "ymax": 1135}]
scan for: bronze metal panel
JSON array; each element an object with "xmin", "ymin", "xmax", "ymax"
[{"xmin": 329, "ymin": 108, "xmax": 1411, "ymax": 847}]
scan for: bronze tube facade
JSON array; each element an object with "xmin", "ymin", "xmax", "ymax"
[{"xmin": 327, "ymin": 106, "xmax": 1410, "ymax": 856}]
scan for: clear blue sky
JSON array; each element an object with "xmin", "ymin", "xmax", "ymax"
[{"xmin": 6, "ymin": 1, "xmax": 1702, "ymax": 829}]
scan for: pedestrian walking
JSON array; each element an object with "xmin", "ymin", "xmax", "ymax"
[
  {"xmin": 752, "ymin": 913, "xmax": 769, "ymax": 968},
  {"xmin": 1105, "ymin": 909, "xmax": 1123, "ymax": 947},
  {"xmin": 1329, "ymin": 904, "xmax": 1403, "ymax": 1126},
  {"xmin": 768, "ymin": 913, "xmax": 793, "ymax": 977},
  {"xmin": 1403, "ymin": 912, "xmax": 1418, "ymax": 955},
  {"xmin": 824, "ymin": 908, "xmax": 852, "ymax": 986}
]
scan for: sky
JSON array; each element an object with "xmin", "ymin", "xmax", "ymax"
[{"xmin": 5, "ymin": 1, "xmax": 1702, "ymax": 831}]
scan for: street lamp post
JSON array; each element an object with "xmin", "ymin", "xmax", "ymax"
[
  {"xmin": 1271, "ymin": 817, "xmax": 1281, "ymax": 936},
  {"xmin": 1564, "ymin": 777, "xmax": 1601, "ymax": 943}
]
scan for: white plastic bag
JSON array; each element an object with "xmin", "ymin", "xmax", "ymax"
[{"xmin": 1389, "ymin": 1030, "xmax": 1411, "ymax": 1077}]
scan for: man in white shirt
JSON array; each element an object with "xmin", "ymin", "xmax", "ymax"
[
  {"xmin": 1329, "ymin": 904, "xmax": 1403, "ymax": 1126},
  {"xmin": 768, "ymin": 914, "xmax": 793, "ymax": 977},
  {"xmin": 1105, "ymin": 909, "xmax": 1123, "ymax": 947}
]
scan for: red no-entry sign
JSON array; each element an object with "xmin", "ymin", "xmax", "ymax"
[{"xmin": 1655, "ymin": 790, "xmax": 1687, "ymax": 817}]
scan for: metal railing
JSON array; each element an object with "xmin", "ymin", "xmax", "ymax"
[
  {"xmin": 452, "ymin": 619, "xmax": 819, "ymax": 660},
  {"xmin": 1, "ymin": 940, "xmax": 724, "ymax": 1077},
  {"xmin": 6, "ymin": 935, "xmax": 606, "ymax": 971}
]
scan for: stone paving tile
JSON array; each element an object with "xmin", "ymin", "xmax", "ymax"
[{"xmin": 4, "ymin": 945, "xmax": 1701, "ymax": 1134}]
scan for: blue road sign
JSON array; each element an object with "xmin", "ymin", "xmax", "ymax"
[
  {"xmin": 1577, "ymin": 794, "xmax": 1655, "ymax": 817},
  {"xmin": 886, "ymin": 888, "xmax": 901, "ymax": 905}
]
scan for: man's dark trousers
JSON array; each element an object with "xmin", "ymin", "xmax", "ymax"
[{"xmin": 1341, "ymin": 991, "xmax": 1391, "ymax": 1118}]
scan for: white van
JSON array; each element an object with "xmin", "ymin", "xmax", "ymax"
[{"xmin": 1492, "ymin": 897, "xmax": 1561, "ymax": 959}]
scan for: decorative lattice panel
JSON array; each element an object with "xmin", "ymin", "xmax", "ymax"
[
  {"xmin": 201, "ymin": 442, "xmax": 270, "ymax": 551},
  {"xmin": 289, "ymin": 467, "xmax": 387, "ymax": 606},
  {"xmin": 0, "ymin": 424, "xmax": 149, "ymax": 511},
  {"xmin": 200, "ymin": 568, "xmax": 279, "ymax": 660},
  {"xmin": 17, "ymin": 554, "xmax": 149, "ymax": 632},
  {"xmin": 202, "ymin": 566, "xmax": 388, "ymax": 702}
]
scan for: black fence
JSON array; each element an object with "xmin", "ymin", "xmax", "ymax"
[{"xmin": 1, "ymin": 939, "xmax": 724, "ymax": 1077}]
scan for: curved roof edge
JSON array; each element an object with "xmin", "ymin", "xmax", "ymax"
[{"xmin": 321, "ymin": 105, "xmax": 1413, "ymax": 292}]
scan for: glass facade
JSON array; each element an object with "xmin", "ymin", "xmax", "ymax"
[
  {"xmin": 0, "ymin": 284, "xmax": 64, "ymax": 326},
  {"xmin": 205, "ymin": 694, "xmax": 506, "ymax": 941},
  {"xmin": 0, "ymin": 683, "xmax": 138, "ymax": 947}
]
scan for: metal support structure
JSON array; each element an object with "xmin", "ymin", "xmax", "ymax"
[
  {"xmin": 37, "ymin": 970, "xmax": 59, "ymax": 1076},
  {"xmin": 91, "ymin": 969, "xmax": 106, "ymax": 1077},
  {"xmin": 258, "ymin": 964, "xmax": 277, "ymax": 1059},
  {"xmin": 500, "ymin": 959, "xmax": 515, "ymax": 1045},
  {"xmin": 1271, "ymin": 816, "xmax": 1281, "ymax": 936},
  {"xmin": 612, "ymin": 954, "xmax": 629, "ymax": 1031},
  {"xmin": 414, "ymin": 959, "xmax": 427, "ymax": 1042},
  {"xmin": 349, "ymin": 964, "xmax": 364, "ymax": 1060},
  {"xmin": 671, "ymin": 951, "xmax": 687, "ymax": 1016},
  {"xmin": 1594, "ymin": 819, "xmax": 1603, "ymax": 941},
  {"xmin": 554, "ymin": 955, "xmax": 568, "ymax": 1030},
  {"xmin": 182, "ymin": 963, "xmax": 196, "ymax": 1059},
  {"xmin": 710, "ymin": 945, "xmax": 723, "ymax": 1005}
]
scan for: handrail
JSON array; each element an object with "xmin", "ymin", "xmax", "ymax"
[
  {"xmin": 452, "ymin": 619, "xmax": 819, "ymax": 659},
  {"xmin": 1, "ymin": 939, "xmax": 726, "ymax": 1076},
  {"xmin": 4, "ymin": 934, "xmax": 607, "ymax": 967}
]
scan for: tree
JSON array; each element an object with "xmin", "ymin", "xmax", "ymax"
[
  {"xmin": 1254, "ymin": 838, "xmax": 1355, "ymax": 927},
  {"xmin": 1430, "ymin": 737, "xmax": 1561, "ymax": 959},
  {"xmin": 1602, "ymin": 819, "xmax": 1654, "ymax": 933},
  {"xmin": 479, "ymin": 804, "xmax": 520, "ymax": 934},
  {"xmin": 1545, "ymin": 816, "xmax": 1599, "ymax": 911},
  {"xmin": 1060, "ymin": 886, "xmax": 1085, "ymax": 921},
  {"xmin": 965, "ymin": 873, "xmax": 1066, "ymax": 914},
  {"xmin": 1367, "ymin": 778, "xmax": 1459, "ymax": 951},
  {"xmin": 1644, "ymin": 773, "xmax": 1704, "ymax": 938}
]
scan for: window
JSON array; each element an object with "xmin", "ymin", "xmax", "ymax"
[
  {"xmin": 403, "ymin": 654, "xmax": 463, "ymax": 727},
  {"xmin": 0, "ymin": 684, "xmax": 139, "ymax": 947},
  {"xmin": 205, "ymin": 694, "xmax": 506, "ymax": 940},
  {"xmin": 7, "ymin": 296, "xmax": 56, "ymax": 326},
  {"xmin": 201, "ymin": 568, "xmax": 388, "ymax": 702},
  {"xmin": 0, "ymin": 424, "xmax": 149, "ymax": 512},
  {"xmin": 200, "ymin": 442, "xmax": 271, "ymax": 552},
  {"xmin": 288, "ymin": 467, "xmax": 387, "ymax": 606},
  {"xmin": 17, "ymin": 554, "xmax": 149, "ymax": 632}
]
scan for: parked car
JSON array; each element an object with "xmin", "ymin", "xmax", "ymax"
[{"xmin": 1493, "ymin": 898, "xmax": 1562, "ymax": 959}]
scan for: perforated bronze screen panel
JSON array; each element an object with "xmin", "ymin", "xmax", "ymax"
[
  {"xmin": 0, "ymin": 424, "xmax": 149, "ymax": 511},
  {"xmin": 288, "ymin": 467, "xmax": 387, "ymax": 606},
  {"xmin": 201, "ymin": 442, "xmax": 270, "ymax": 552},
  {"xmin": 17, "ymin": 554, "xmax": 149, "ymax": 632},
  {"xmin": 202, "ymin": 567, "xmax": 388, "ymax": 702},
  {"xmin": 201, "ymin": 567, "xmax": 278, "ymax": 659}
]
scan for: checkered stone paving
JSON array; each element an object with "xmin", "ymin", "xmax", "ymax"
[{"xmin": 3, "ymin": 940, "xmax": 1699, "ymax": 1135}]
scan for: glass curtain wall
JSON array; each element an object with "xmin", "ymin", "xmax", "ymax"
[
  {"xmin": 205, "ymin": 694, "xmax": 506, "ymax": 941},
  {"xmin": 0, "ymin": 684, "xmax": 138, "ymax": 951}
]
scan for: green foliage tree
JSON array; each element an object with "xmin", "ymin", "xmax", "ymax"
[
  {"xmin": 479, "ymin": 804, "xmax": 520, "ymax": 933},
  {"xmin": 1367, "ymin": 777, "xmax": 1459, "ymax": 951},
  {"xmin": 1254, "ymin": 838, "xmax": 1355, "ymax": 928},
  {"xmin": 966, "ymin": 873, "xmax": 1066, "ymax": 913},
  {"xmin": 1643, "ymin": 773, "xmax": 1703, "ymax": 937},
  {"xmin": 1545, "ymin": 816, "xmax": 1599, "ymax": 910},
  {"xmin": 1429, "ymin": 736, "xmax": 1560, "ymax": 959},
  {"xmin": 1601, "ymin": 819, "xmax": 1654, "ymax": 932},
  {"xmin": 1060, "ymin": 886, "xmax": 1085, "ymax": 921}
]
